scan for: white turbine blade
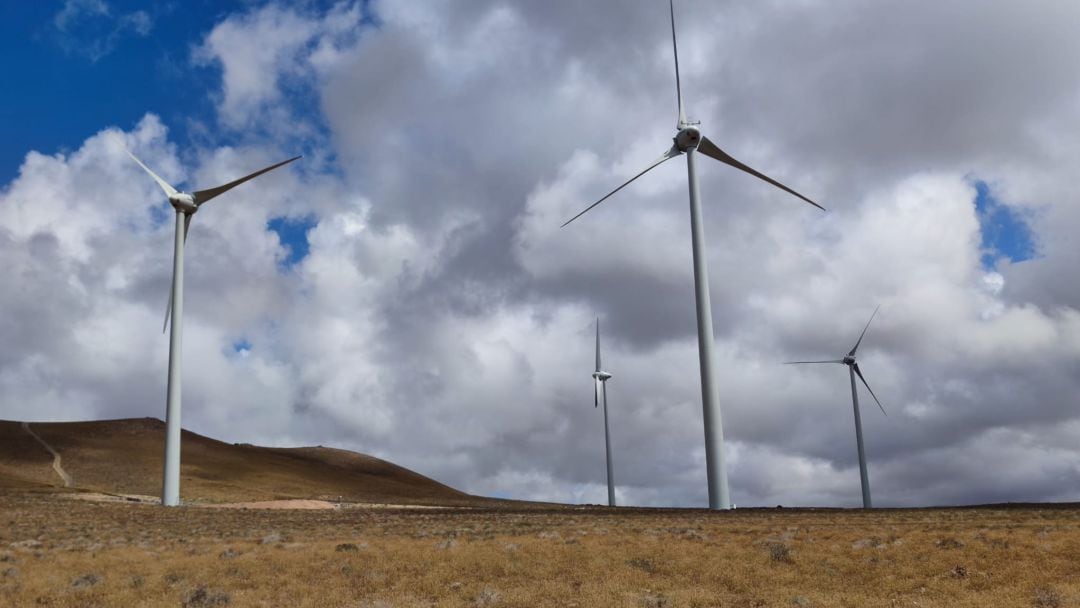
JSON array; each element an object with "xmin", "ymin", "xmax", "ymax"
[
  {"xmin": 163, "ymin": 214, "xmax": 192, "ymax": 333},
  {"xmin": 561, "ymin": 145, "xmax": 681, "ymax": 228},
  {"xmin": 594, "ymin": 378, "xmax": 601, "ymax": 408},
  {"xmin": 697, "ymin": 136, "xmax": 825, "ymax": 211},
  {"xmin": 848, "ymin": 305, "xmax": 881, "ymax": 357},
  {"xmin": 127, "ymin": 150, "xmax": 178, "ymax": 197},
  {"xmin": 783, "ymin": 359, "xmax": 845, "ymax": 364},
  {"xmin": 669, "ymin": 0, "xmax": 685, "ymax": 126},
  {"xmin": 192, "ymin": 155, "xmax": 301, "ymax": 206},
  {"xmin": 162, "ymin": 287, "xmax": 172, "ymax": 334},
  {"xmin": 595, "ymin": 318, "xmax": 602, "ymax": 372},
  {"xmin": 853, "ymin": 363, "xmax": 886, "ymax": 416}
]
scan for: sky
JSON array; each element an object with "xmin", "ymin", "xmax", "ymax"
[{"xmin": 1, "ymin": 0, "xmax": 1078, "ymax": 509}]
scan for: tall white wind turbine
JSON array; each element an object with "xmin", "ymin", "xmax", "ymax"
[
  {"xmin": 560, "ymin": 1, "xmax": 824, "ymax": 510},
  {"xmin": 128, "ymin": 150, "xmax": 300, "ymax": 507},
  {"xmin": 786, "ymin": 306, "xmax": 887, "ymax": 508},
  {"xmin": 592, "ymin": 319, "xmax": 615, "ymax": 507}
]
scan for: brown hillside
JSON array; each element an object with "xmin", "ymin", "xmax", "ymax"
[
  {"xmin": 0, "ymin": 421, "xmax": 56, "ymax": 487},
  {"xmin": 0, "ymin": 418, "xmax": 491, "ymax": 506}
]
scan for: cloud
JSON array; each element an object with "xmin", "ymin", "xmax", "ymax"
[
  {"xmin": 4, "ymin": 0, "xmax": 1080, "ymax": 509},
  {"xmin": 193, "ymin": 3, "xmax": 367, "ymax": 132},
  {"xmin": 52, "ymin": 0, "xmax": 153, "ymax": 62}
]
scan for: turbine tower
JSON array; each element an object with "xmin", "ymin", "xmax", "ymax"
[
  {"xmin": 128, "ymin": 150, "xmax": 300, "ymax": 507},
  {"xmin": 592, "ymin": 319, "xmax": 615, "ymax": 507},
  {"xmin": 560, "ymin": 1, "xmax": 824, "ymax": 509},
  {"xmin": 786, "ymin": 306, "xmax": 887, "ymax": 508}
]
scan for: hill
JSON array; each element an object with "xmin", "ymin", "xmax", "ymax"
[{"xmin": 0, "ymin": 418, "xmax": 491, "ymax": 506}]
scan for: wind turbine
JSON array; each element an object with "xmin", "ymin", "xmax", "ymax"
[
  {"xmin": 592, "ymin": 319, "xmax": 615, "ymax": 507},
  {"xmin": 128, "ymin": 150, "xmax": 300, "ymax": 507},
  {"xmin": 560, "ymin": 1, "xmax": 824, "ymax": 510},
  {"xmin": 786, "ymin": 306, "xmax": 886, "ymax": 508}
]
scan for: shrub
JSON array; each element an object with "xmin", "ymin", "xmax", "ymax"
[
  {"xmin": 1033, "ymin": 587, "xmax": 1062, "ymax": 608},
  {"xmin": 769, "ymin": 542, "xmax": 794, "ymax": 563},
  {"xmin": 183, "ymin": 586, "xmax": 231, "ymax": 607},
  {"xmin": 627, "ymin": 557, "xmax": 658, "ymax": 574},
  {"xmin": 71, "ymin": 573, "xmax": 101, "ymax": 588}
]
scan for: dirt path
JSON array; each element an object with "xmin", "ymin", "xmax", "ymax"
[{"xmin": 21, "ymin": 422, "xmax": 73, "ymax": 488}]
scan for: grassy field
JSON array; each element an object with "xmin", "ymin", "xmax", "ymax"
[{"xmin": 1, "ymin": 487, "xmax": 1077, "ymax": 607}]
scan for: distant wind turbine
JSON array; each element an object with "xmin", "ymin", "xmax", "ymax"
[
  {"xmin": 128, "ymin": 150, "xmax": 300, "ymax": 507},
  {"xmin": 560, "ymin": 1, "xmax": 824, "ymax": 510},
  {"xmin": 786, "ymin": 306, "xmax": 887, "ymax": 508},
  {"xmin": 592, "ymin": 319, "xmax": 615, "ymax": 507}
]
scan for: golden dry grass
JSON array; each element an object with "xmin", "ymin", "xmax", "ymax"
[
  {"xmin": 2, "ymin": 419, "xmax": 1077, "ymax": 606},
  {"xmin": 1, "ymin": 488, "xmax": 1078, "ymax": 607}
]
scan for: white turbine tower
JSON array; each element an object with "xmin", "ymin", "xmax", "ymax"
[
  {"xmin": 128, "ymin": 150, "xmax": 300, "ymax": 507},
  {"xmin": 786, "ymin": 306, "xmax": 887, "ymax": 508},
  {"xmin": 560, "ymin": 1, "xmax": 824, "ymax": 510},
  {"xmin": 592, "ymin": 318, "xmax": 615, "ymax": 507}
]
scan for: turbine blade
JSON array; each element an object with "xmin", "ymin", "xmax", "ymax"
[
  {"xmin": 594, "ymin": 378, "xmax": 601, "ymax": 408},
  {"xmin": 697, "ymin": 136, "xmax": 825, "ymax": 211},
  {"xmin": 669, "ymin": 0, "xmax": 685, "ymax": 126},
  {"xmin": 783, "ymin": 360, "xmax": 845, "ymax": 364},
  {"xmin": 192, "ymin": 155, "xmax": 301, "ymax": 206},
  {"xmin": 163, "ymin": 286, "xmax": 172, "ymax": 334},
  {"xmin": 561, "ymin": 145, "xmax": 681, "ymax": 228},
  {"xmin": 848, "ymin": 305, "xmax": 881, "ymax": 357},
  {"xmin": 853, "ymin": 363, "xmax": 886, "ymax": 416},
  {"xmin": 163, "ymin": 214, "xmax": 192, "ymax": 334},
  {"xmin": 595, "ymin": 318, "xmax": 602, "ymax": 372},
  {"xmin": 127, "ymin": 150, "xmax": 178, "ymax": 197}
]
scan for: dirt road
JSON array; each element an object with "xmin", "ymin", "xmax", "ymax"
[{"xmin": 21, "ymin": 422, "xmax": 73, "ymax": 487}]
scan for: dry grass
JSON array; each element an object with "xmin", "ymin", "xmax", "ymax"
[
  {"xmin": 1, "ymin": 488, "xmax": 1077, "ymax": 607},
  {"xmin": 2, "ymin": 419, "xmax": 1077, "ymax": 606}
]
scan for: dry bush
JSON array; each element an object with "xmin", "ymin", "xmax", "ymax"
[
  {"xmin": 1033, "ymin": 586, "xmax": 1062, "ymax": 608},
  {"xmin": 71, "ymin": 573, "xmax": 101, "ymax": 588},
  {"xmin": 627, "ymin": 557, "xmax": 658, "ymax": 574},
  {"xmin": 935, "ymin": 537, "xmax": 965, "ymax": 549},
  {"xmin": 768, "ymin": 542, "xmax": 794, "ymax": 563},
  {"xmin": 182, "ymin": 585, "xmax": 230, "ymax": 607}
]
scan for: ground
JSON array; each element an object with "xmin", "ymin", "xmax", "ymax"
[{"xmin": 1, "ymin": 487, "xmax": 1077, "ymax": 607}]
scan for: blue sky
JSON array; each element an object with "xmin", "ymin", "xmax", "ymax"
[
  {"xmin": 0, "ymin": 1, "xmax": 228, "ymax": 182},
  {"xmin": 973, "ymin": 180, "xmax": 1036, "ymax": 270},
  {"xmin": 0, "ymin": 0, "xmax": 358, "ymax": 266}
]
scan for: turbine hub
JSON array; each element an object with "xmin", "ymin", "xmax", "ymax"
[
  {"xmin": 593, "ymin": 371, "xmax": 612, "ymax": 381},
  {"xmin": 168, "ymin": 193, "xmax": 197, "ymax": 214},
  {"xmin": 843, "ymin": 355, "xmax": 856, "ymax": 365},
  {"xmin": 674, "ymin": 126, "xmax": 702, "ymax": 152}
]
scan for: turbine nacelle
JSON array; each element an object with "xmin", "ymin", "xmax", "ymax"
[
  {"xmin": 674, "ymin": 126, "xmax": 702, "ymax": 152},
  {"xmin": 127, "ymin": 149, "xmax": 300, "ymax": 507},
  {"xmin": 593, "ymin": 370, "xmax": 612, "ymax": 382},
  {"xmin": 842, "ymin": 355, "xmax": 856, "ymax": 366},
  {"xmin": 168, "ymin": 193, "xmax": 197, "ymax": 214},
  {"xmin": 560, "ymin": 0, "xmax": 827, "ymax": 510}
]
